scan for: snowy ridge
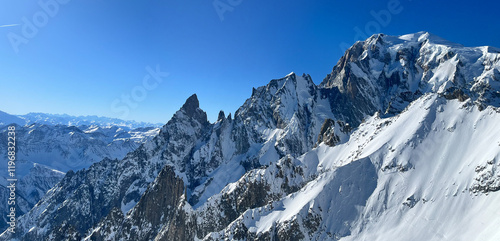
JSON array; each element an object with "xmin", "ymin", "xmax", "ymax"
[
  {"xmin": 0, "ymin": 111, "xmax": 25, "ymax": 127},
  {"xmin": 207, "ymin": 94, "xmax": 500, "ymax": 240},
  {"xmin": 0, "ymin": 124, "xmax": 160, "ymax": 172},
  {"xmin": 0, "ymin": 112, "xmax": 162, "ymax": 129},
  {"xmin": 321, "ymin": 31, "xmax": 500, "ymax": 123}
]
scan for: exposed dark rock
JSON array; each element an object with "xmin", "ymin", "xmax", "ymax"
[
  {"xmin": 316, "ymin": 119, "xmax": 351, "ymax": 147},
  {"xmin": 403, "ymin": 195, "xmax": 419, "ymax": 208},
  {"xmin": 471, "ymin": 159, "xmax": 500, "ymax": 194},
  {"xmin": 89, "ymin": 165, "xmax": 191, "ymax": 241},
  {"xmin": 442, "ymin": 87, "xmax": 470, "ymax": 102},
  {"xmin": 276, "ymin": 219, "xmax": 305, "ymax": 241},
  {"xmin": 218, "ymin": 110, "xmax": 226, "ymax": 122},
  {"xmin": 180, "ymin": 94, "xmax": 209, "ymax": 125},
  {"xmin": 181, "ymin": 94, "xmax": 200, "ymax": 115},
  {"xmin": 317, "ymin": 119, "xmax": 339, "ymax": 147}
]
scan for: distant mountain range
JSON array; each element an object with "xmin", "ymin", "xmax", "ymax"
[
  {"xmin": 0, "ymin": 113, "xmax": 160, "ymax": 232},
  {"xmin": 2, "ymin": 31, "xmax": 500, "ymax": 240},
  {"xmin": 0, "ymin": 111, "xmax": 163, "ymax": 129}
]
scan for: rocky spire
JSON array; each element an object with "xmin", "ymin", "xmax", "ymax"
[
  {"xmin": 217, "ymin": 110, "xmax": 226, "ymax": 122},
  {"xmin": 178, "ymin": 94, "xmax": 208, "ymax": 125},
  {"xmin": 180, "ymin": 94, "xmax": 200, "ymax": 116}
]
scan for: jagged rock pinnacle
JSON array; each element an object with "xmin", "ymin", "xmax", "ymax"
[
  {"xmin": 218, "ymin": 110, "xmax": 225, "ymax": 122},
  {"xmin": 181, "ymin": 94, "xmax": 200, "ymax": 116},
  {"xmin": 178, "ymin": 94, "xmax": 209, "ymax": 125}
]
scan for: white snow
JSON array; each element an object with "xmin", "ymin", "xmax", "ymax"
[
  {"xmin": 210, "ymin": 94, "xmax": 500, "ymax": 240},
  {"xmin": 349, "ymin": 62, "xmax": 369, "ymax": 81}
]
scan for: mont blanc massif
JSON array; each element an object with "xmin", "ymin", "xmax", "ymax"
[{"xmin": 2, "ymin": 32, "xmax": 500, "ymax": 241}]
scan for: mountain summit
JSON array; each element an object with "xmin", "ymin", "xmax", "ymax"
[
  {"xmin": 2, "ymin": 32, "xmax": 500, "ymax": 241},
  {"xmin": 180, "ymin": 94, "xmax": 200, "ymax": 115}
]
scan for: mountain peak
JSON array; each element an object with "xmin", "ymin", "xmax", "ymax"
[
  {"xmin": 176, "ymin": 94, "xmax": 209, "ymax": 125},
  {"xmin": 181, "ymin": 94, "xmax": 200, "ymax": 114},
  {"xmin": 397, "ymin": 31, "xmax": 463, "ymax": 47},
  {"xmin": 398, "ymin": 31, "xmax": 431, "ymax": 41},
  {"xmin": 217, "ymin": 110, "xmax": 225, "ymax": 122},
  {"xmin": 362, "ymin": 32, "xmax": 464, "ymax": 49}
]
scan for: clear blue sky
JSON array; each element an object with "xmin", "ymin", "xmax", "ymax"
[{"xmin": 1, "ymin": 0, "xmax": 499, "ymax": 123}]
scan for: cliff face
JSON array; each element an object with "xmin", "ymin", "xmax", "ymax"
[{"xmin": 89, "ymin": 165, "xmax": 189, "ymax": 241}]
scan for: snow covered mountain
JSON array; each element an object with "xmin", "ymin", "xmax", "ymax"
[
  {"xmin": 2, "ymin": 31, "xmax": 500, "ymax": 240},
  {"xmin": 0, "ymin": 124, "xmax": 159, "ymax": 232},
  {"xmin": 320, "ymin": 31, "xmax": 500, "ymax": 124},
  {"xmin": 0, "ymin": 124, "xmax": 160, "ymax": 172},
  {"xmin": 0, "ymin": 161, "xmax": 64, "ymax": 235},
  {"xmin": 0, "ymin": 112, "xmax": 162, "ymax": 129},
  {"xmin": 0, "ymin": 111, "xmax": 25, "ymax": 127},
  {"xmin": 206, "ymin": 94, "xmax": 500, "ymax": 240}
]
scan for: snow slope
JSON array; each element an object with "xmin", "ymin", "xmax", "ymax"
[
  {"xmin": 207, "ymin": 94, "xmax": 500, "ymax": 240},
  {"xmin": 340, "ymin": 95, "xmax": 500, "ymax": 241}
]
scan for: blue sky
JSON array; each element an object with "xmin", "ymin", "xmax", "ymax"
[{"xmin": 0, "ymin": 0, "xmax": 499, "ymax": 124}]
